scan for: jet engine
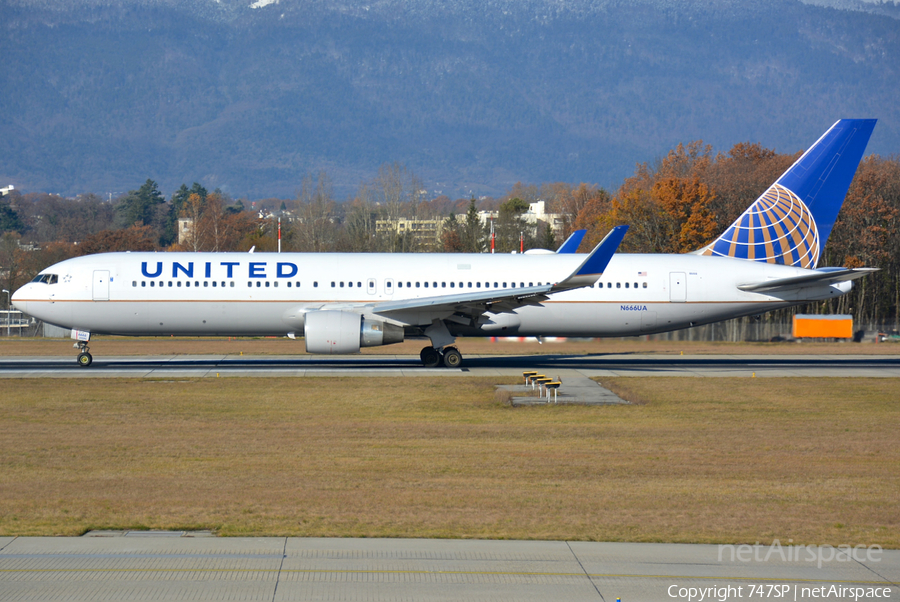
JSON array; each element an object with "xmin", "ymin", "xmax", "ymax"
[{"xmin": 304, "ymin": 310, "xmax": 404, "ymax": 354}]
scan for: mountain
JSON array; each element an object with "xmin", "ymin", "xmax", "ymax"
[{"xmin": 1, "ymin": 0, "xmax": 898, "ymax": 199}]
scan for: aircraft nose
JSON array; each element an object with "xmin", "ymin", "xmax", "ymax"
[{"xmin": 10, "ymin": 288, "xmax": 26, "ymax": 313}]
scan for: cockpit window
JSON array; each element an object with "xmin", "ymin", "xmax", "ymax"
[{"xmin": 31, "ymin": 274, "xmax": 58, "ymax": 284}]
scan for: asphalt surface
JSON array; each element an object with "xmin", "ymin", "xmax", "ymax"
[
  {"xmin": 1, "ymin": 353, "xmax": 899, "ymax": 378},
  {"xmin": 1, "ymin": 535, "xmax": 896, "ymax": 602}
]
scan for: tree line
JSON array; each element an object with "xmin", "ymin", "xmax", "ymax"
[{"xmin": 2, "ymin": 143, "xmax": 898, "ymax": 327}]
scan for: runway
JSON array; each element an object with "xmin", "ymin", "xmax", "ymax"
[
  {"xmin": 1, "ymin": 353, "xmax": 899, "ymax": 378},
  {"xmin": 0, "ymin": 535, "xmax": 896, "ymax": 602}
]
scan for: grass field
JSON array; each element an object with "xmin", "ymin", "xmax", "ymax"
[
  {"xmin": 0, "ymin": 376, "xmax": 896, "ymax": 546},
  {"xmin": 1, "ymin": 335, "xmax": 899, "ymax": 356}
]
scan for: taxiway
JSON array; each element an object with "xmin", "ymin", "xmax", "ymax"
[{"xmin": 0, "ymin": 353, "xmax": 898, "ymax": 378}]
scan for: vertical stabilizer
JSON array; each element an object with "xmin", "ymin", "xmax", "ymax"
[{"xmin": 700, "ymin": 119, "xmax": 876, "ymax": 268}]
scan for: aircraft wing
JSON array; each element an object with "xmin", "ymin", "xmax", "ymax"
[
  {"xmin": 737, "ymin": 267, "xmax": 878, "ymax": 294},
  {"xmin": 372, "ymin": 226, "xmax": 628, "ymax": 325}
]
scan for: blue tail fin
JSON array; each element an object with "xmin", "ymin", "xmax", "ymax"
[{"xmin": 700, "ymin": 119, "xmax": 876, "ymax": 268}]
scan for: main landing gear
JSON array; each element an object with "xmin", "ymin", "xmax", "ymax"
[
  {"xmin": 75, "ymin": 341, "xmax": 93, "ymax": 367},
  {"xmin": 419, "ymin": 346, "xmax": 463, "ymax": 368}
]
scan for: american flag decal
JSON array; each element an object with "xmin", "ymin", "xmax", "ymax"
[{"xmin": 638, "ymin": 271, "xmax": 647, "ymax": 276}]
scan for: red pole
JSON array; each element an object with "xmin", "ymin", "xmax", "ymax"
[
  {"xmin": 520, "ymin": 232, "xmax": 524, "ymax": 253},
  {"xmin": 490, "ymin": 216, "xmax": 495, "ymax": 253}
]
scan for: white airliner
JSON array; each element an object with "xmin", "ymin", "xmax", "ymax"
[{"xmin": 12, "ymin": 119, "xmax": 877, "ymax": 368}]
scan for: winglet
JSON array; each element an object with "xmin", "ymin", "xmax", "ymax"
[
  {"xmin": 554, "ymin": 225, "xmax": 628, "ymax": 290},
  {"xmin": 556, "ymin": 229, "xmax": 587, "ymax": 253}
]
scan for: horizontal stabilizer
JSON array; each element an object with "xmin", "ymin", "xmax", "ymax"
[{"xmin": 738, "ymin": 268, "xmax": 878, "ymax": 293}]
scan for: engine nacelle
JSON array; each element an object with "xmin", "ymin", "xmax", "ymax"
[{"xmin": 304, "ymin": 310, "xmax": 404, "ymax": 354}]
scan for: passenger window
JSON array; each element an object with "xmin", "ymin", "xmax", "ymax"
[
  {"xmin": 476, "ymin": 282, "xmax": 481, "ymax": 288},
  {"xmin": 442, "ymin": 282, "xmax": 446, "ymax": 288},
  {"xmin": 468, "ymin": 282, "xmax": 472, "ymax": 288},
  {"xmin": 204, "ymin": 281, "xmax": 208, "ymax": 287},
  {"xmin": 416, "ymin": 282, "xmax": 420, "ymax": 288},
  {"xmin": 529, "ymin": 282, "xmax": 533, "ymax": 287},
  {"xmin": 177, "ymin": 281, "xmax": 182, "ymax": 287},
  {"xmin": 450, "ymin": 282, "xmax": 455, "ymax": 288},
  {"xmin": 287, "ymin": 282, "xmax": 291, "ymax": 288},
  {"xmin": 625, "ymin": 282, "xmax": 629, "ymax": 288},
  {"xmin": 424, "ymin": 282, "xmax": 428, "ymax": 288},
  {"xmin": 331, "ymin": 282, "xmax": 335, "ymax": 287},
  {"xmin": 212, "ymin": 282, "xmax": 217, "ymax": 287},
  {"xmin": 643, "ymin": 282, "xmax": 648, "ymax": 289},
  {"xmin": 132, "ymin": 281, "xmax": 137, "ymax": 287},
  {"xmin": 265, "ymin": 282, "xmax": 270, "ymax": 288},
  {"xmin": 141, "ymin": 281, "xmax": 146, "ymax": 287},
  {"xmin": 358, "ymin": 282, "xmax": 362, "ymax": 288},
  {"xmin": 340, "ymin": 282, "xmax": 344, "ymax": 288},
  {"xmin": 150, "ymin": 281, "xmax": 155, "ymax": 287},
  {"xmin": 230, "ymin": 282, "xmax": 235, "ymax": 288},
  {"xmin": 616, "ymin": 282, "xmax": 621, "ymax": 288},
  {"xmin": 634, "ymin": 282, "xmax": 638, "ymax": 288},
  {"xmin": 274, "ymin": 282, "xmax": 278, "ymax": 287},
  {"xmin": 398, "ymin": 282, "xmax": 403, "ymax": 288}
]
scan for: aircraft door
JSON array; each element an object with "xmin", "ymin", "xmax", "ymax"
[
  {"xmin": 384, "ymin": 278, "xmax": 394, "ymax": 298},
  {"xmin": 669, "ymin": 272, "xmax": 686, "ymax": 303},
  {"xmin": 92, "ymin": 270, "xmax": 110, "ymax": 301},
  {"xmin": 367, "ymin": 278, "xmax": 377, "ymax": 295}
]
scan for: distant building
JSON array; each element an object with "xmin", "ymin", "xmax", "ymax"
[
  {"xmin": 375, "ymin": 217, "xmax": 445, "ymax": 250},
  {"xmin": 473, "ymin": 201, "xmax": 565, "ymax": 235},
  {"xmin": 177, "ymin": 217, "xmax": 193, "ymax": 246}
]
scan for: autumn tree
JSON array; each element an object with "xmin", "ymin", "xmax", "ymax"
[
  {"xmin": 825, "ymin": 155, "xmax": 900, "ymax": 324},
  {"xmin": 0, "ymin": 231, "xmax": 28, "ymax": 295},
  {"xmin": 462, "ymin": 198, "xmax": 485, "ymax": 253},
  {"xmin": 293, "ymin": 171, "xmax": 338, "ymax": 252},
  {"xmin": 114, "ymin": 179, "xmax": 170, "ymax": 245},
  {"xmin": 75, "ymin": 224, "xmax": 158, "ymax": 255}
]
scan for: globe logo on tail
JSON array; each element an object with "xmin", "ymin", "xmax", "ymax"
[{"xmin": 702, "ymin": 183, "xmax": 820, "ymax": 269}]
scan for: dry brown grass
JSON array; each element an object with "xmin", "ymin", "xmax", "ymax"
[
  {"xmin": 0, "ymin": 377, "xmax": 896, "ymax": 546},
  {"xmin": 1, "ymin": 335, "xmax": 898, "ymax": 356}
]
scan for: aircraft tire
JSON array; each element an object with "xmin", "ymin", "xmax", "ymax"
[
  {"xmin": 77, "ymin": 352, "xmax": 93, "ymax": 367},
  {"xmin": 420, "ymin": 347, "xmax": 441, "ymax": 367},
  {"xmin": 442, "ymin": 348, "xmax": 462, "ymax": 368}
]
